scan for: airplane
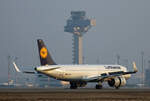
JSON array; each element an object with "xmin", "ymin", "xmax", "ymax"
[{"xmin": 13, "ymin": 39, "xmax": 138, "ymax": 89}]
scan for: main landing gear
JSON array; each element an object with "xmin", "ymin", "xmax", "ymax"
[{"xmin": 70, "ymin": 82, "xmax": 77, "ymax": 89}]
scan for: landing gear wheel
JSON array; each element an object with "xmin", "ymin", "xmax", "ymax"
[{"xmin": 95, "ymin": 84, "xmax": 102, "ymax": 89}]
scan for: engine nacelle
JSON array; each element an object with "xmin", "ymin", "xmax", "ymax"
[{"xmin": 108, "ymin": 77, "xmax": 126, "ymax": 88}]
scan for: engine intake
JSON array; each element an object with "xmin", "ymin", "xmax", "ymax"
[{"xmin": 108, "ymin": 76, "xmax": 126, "ymax": 88}]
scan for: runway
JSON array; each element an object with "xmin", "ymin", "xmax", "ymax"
[{"xmin": 0, "ymin": 88, "xmax": 150, "ymax": 101}]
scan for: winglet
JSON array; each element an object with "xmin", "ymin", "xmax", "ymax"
[
  {"xmin": 12, "ymin": 62, "xmax": 21, "ymax": 72},
  {"xmin": 133, "ymin": 62, "xmax": 138, "ymax": 73}
]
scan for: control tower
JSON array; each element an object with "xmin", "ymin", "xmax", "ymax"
[{"xmin": 64, "ymin": 11, "xmax": 96, "ymax": 64}]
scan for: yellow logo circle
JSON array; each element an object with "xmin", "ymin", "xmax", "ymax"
[{"xmin": 40, "ymin": 47, "xmax": 48, "ymax": 59}]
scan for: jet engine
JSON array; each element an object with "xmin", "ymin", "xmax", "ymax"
[{"xmin": 108, "ymin": 76, "xmax": 126, "ymax": 88}]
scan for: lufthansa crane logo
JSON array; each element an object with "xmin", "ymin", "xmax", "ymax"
[{"xmin": 40, "ymin": 47, "xmax": 48, "ymax": 59}]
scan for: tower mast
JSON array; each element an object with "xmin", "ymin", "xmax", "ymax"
[{"xmin": 65, "ymin": 11, "xmax": 96, "ymax": 64}]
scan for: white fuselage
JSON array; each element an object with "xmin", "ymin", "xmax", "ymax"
[{"xmin": 36, "ymin": 65, "xmax": 131, "ymax": 82}]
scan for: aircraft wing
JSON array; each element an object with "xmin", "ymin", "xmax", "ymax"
[
  {"xmin": 83, "ymin": 62, "xmax": 138, "ymax": 82},
  {"xmin": 12, "ymin": 62, "xmax": 36, "ymax": 74}
]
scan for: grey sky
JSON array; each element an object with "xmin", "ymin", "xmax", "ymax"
[{"xmin": 0, "ymin": 0, "xmax": 150, "ymax": 82}]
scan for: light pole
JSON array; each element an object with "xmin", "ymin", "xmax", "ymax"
[
  {"xmin": 141, "ymin": 51, "xmax": 144, "ymax": 87},
  {"xmin": 116, "ymin": 54, "xmax": 120, "ymax": 65},
  {"xmin": 8, "ymin": 55, "xmax": 11, "ymax": 85}
]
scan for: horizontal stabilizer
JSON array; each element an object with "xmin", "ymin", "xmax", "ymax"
[{"xmin": 23, "ymin": 71, "xmax": 36, "ymax": 74}]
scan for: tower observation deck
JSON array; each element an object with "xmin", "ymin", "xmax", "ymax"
[{"xmin": 64, "ymin": 11, "xmax": 96, "ymax": 64}]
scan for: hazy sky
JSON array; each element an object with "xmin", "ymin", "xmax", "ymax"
[{"xmin": 0, "ymin": 0, "xmax": 150, "ymax": 82}]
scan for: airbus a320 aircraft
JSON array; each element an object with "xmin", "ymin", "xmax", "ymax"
[{"xmin": 13, "ymin": 39, "xmax": 138, "ymax": 89}]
